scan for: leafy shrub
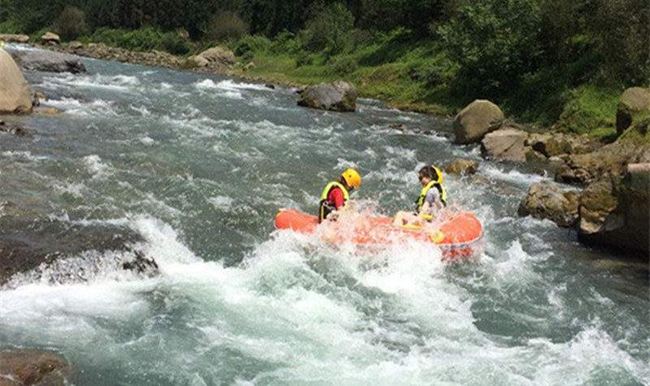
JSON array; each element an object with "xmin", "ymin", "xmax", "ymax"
[
  {"xmin": 54, "ymin": 6, "xmax": 87, "ymax": 41},
  {"xmin": 87, "ymin": 27, "xmax": 191, "ymax": 55},
  {"xmin": 438, "ymin": 0, "xmax": 543, "ymax": 100},
  {"xmin": 327, "ymin": 55, "xmax": 358, "ymax": 75},
  {"xmin": 205, "ymin": 11, "xmax": 249, "ymax": 42},
  {"xmin": 270, "ymin": 31, "xmax": 302, "ymax": 55},
  {"xmin": 295, "ymin": 51, "xmax": 315, "ymax": 67},
  {"xmin": 160, "ymin": 32, "xmax": 191, "ymax": 55},
  {"xmin": 302, "ymin": 2, "xmax": 354, "ymax": 55},
  {"xmin": 233, "ymin": 35, "xmax": 271, "ymax": 57}
]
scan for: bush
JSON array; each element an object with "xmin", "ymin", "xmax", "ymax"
[
  {"xmin": 270, "ymin": 30, "xmax": 302, "ymax": 55},
  {"xmin": 302, "ymin": 2, "xmax": 354, "ymax": 55},
  {"xmin": 438, "ymin": 0, "xmax": 543, "ymax": 100},
  {"xmin": 205, "ymin": 11, "xmax": 249, "ymax": 42},
  {"xmin": 233, "ymin": 34, "xmax": 271, "ymax": 57},
  {"xmin": 295, "ymin": 51, "xmax": 315, "ymax": 67},
  {"xmin": 87, "ymin": 27, "xmax": 191, "ymax": 55},
  {"xmin": 54, "ymin": 6, "xmax": 87, "ymax": 41},
  {"xmin": 327, "ymin": 55, "xmax": 358, "ymax": 75},
  {"xmin": 160, "ymin": 32, "xmax": 191, "ymax": 55}
]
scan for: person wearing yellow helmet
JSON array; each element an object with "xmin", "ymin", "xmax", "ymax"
[
  {"xmin": 393, "ymin": 165, "xmax": 447, "ymax": 227},
  {"xmin": 318, "ymin": 167, "xmax": 361, "ymax": 222}
]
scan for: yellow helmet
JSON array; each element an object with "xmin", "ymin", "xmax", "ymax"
[
  {"xmin": 432, "ymin": 165, "xmax": 444, "ymax": 184},
  {"xmin": 341, "ymin": 168, "xmax": 362, "ymax": 189}
]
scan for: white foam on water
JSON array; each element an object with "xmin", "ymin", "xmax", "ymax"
[
  {"xmin": 45, "ymin": 97, "xmax": 116, "ymax": 117},
  {"xmin": 82, "ymin": 154, "xmax": 112, "ymax": 179},
  {"xmin": 43, "ymin": 74, "xmax": 141, "ymax": 93},
  {"xmin": 1, "ymin": 150, "xmax": 49, "ymax": 162},
  {"xmin": 139, "ymin": 136, "xmax": 155, "ymax": 145},
  {"xmin": 208, "ymin": 195, "xmax": 234, "ymax": 211},
  {"xmin": 482, "ymin": 164, "xmax": 550, "ymax": 187}
]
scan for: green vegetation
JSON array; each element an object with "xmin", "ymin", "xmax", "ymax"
[{"xmin": 0, "ymin": 0, "xmax": 647, "ymax": 137}]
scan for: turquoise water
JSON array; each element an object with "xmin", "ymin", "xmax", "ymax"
[{"xmin": 0, "ymin": 46, "xmax": 648, "ymax": 385}]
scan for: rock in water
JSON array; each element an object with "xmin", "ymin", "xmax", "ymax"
[
  {"xmin": 481, "ymin": 128, "xmax": 528, "ymax": 162},
  {"xmin": 518, "ymin": 182, "xmax": 579, "ymax": 227},
  {"xmin": 453, "ymin": 99, "xmax": 504, "ymax": 144},
  {"xmin": 297, "ymin": 81, "xmax": 357, "ymax": 112},
  {"xmin": 444, "ymin": 159, "xmax": 479, "ymax": 175},
  {"xmin": 0, "ymin": 48, "xmax": 32, "ymax": 114},
  {"xmin": 0, "ymin": 349, "xmax": 71, "ymax": 385},
  {"xmin": 616, "ymin": 87, "xmax": 650, "ymax": 135},
  {"xmin": 10, "ymin": 50, "xmax": 86, "ymax": 73}
]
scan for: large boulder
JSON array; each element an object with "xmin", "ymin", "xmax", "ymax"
[
  {"xmin": 480, "ymin": 128, "xmax": 528, "ymax": 162},
  {"xmin": 518, "ymin": 182, "xmax": 580, "ymax": 227},
  {"xmin": 10, "ymin": 49, "xmax": 86, "ymax": 73},
  {"xmin": 0, "ymin": 34, "xmax": 30, "ymax": 43},
  {"xmin": 0, "ymin": 349, "xmax": 71, "ymax": 385},
  {"xmin": 298, "ymin": 81, "xmax": 357, "ymax": 112},
  {"xmin": 453, "ymin": 99, "xmax": 504, "ymax": 144},
  {"xmin": 196, "ymin": 46, "xmax": 236, "ymax": 67},
  {"xmin": 444, "ymin": 158, "xmax": 479, "ymax": 176},
  {"xmin": 40, "ymin": 31, "xmax": 60, "ymax": 45},
  {"xmin": 616, "ymin": 87, "xmax": 650, "ymax": 135},
  {"xmin": 578, "ymin": 164, "xmax": 650, "ymax": 256},
  {"xmin": 0, "ymin": 48, "xmax": 32, "ymax": 114}
]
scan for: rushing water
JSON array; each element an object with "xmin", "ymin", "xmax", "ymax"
[{"xmin": 0, "ymin": 46, "xmax": 648, "ymax": 385}]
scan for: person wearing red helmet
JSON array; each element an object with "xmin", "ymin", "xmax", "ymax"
[{"xmin": 318, "ymin": 168, "xmax": 362, "ymax": 223}]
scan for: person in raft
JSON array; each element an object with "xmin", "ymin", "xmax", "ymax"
[
  {"xmin": 393, "ymin": 165, "xmax": 447, "ymax": 227},
  {"xmin": 318, "ymin": 168, "xmax": 362, "ymax": 223}
]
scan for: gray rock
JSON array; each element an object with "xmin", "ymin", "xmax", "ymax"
[
  {"xmin": 518, "ymin": 182, "xmax": 579, "ymax": 227},
  {"xmin": 11, "ymin": 50, "xmax": 86, "ymax": 73},
  {"xmin": 453, "ymin": 99, "xmax": 504, "ymax": 144},
  {"xmin": 298, "ymin": 81, "xmax": 357, "ymax": 112},
  {"xmin": 480, "ymin": 128, "xmax": 528, "ymax": 162}
]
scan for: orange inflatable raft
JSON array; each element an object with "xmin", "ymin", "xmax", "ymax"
[{"xmin": 274, "ymin": 209, "xmax": 483, "ymax": 262}]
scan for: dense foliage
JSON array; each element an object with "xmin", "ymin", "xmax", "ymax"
[{"xmin": 1, "ymin": 0, "xmax": 648, "ymax": 132}]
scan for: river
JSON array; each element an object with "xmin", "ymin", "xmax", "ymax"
[{"xmin": 0, "ymin": 46, "xmax": 648, "ymax": 385}]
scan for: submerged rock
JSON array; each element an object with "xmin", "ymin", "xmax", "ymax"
[
  {"xmin": 518, "ymin": 182, "xmax": 579, "ymax": 227},
  {"xmin": 444, "ymin": 158, "xmax": 479, "ymax": 175},
  {"xmin": 297, "ymin": 81, "xmax": 357, "ymax": 112},
  {"xmin": 0, "ymin": 349, "xmax": 71, "ymax": 386},
  {"xmin": 0, "ymin": 121, "xmax": 33, "ymax": 137},
  {"xmin": 0, "ymin": 48, "xmax": 32, "ymax": 114},
  {"xmin": 0, "ymin": 215, "xmax": 157, "ymax": 285},
  {"xmin": 453, "ymin": 99, "xmax": 504, "ymax": 144},
  {"xmin": 11, "ymin": 49, "xmax": 86, "ymax": 74},
  {"xmin": 481, "ymin": 128, "xmax": 528, "ymax": 162}
]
